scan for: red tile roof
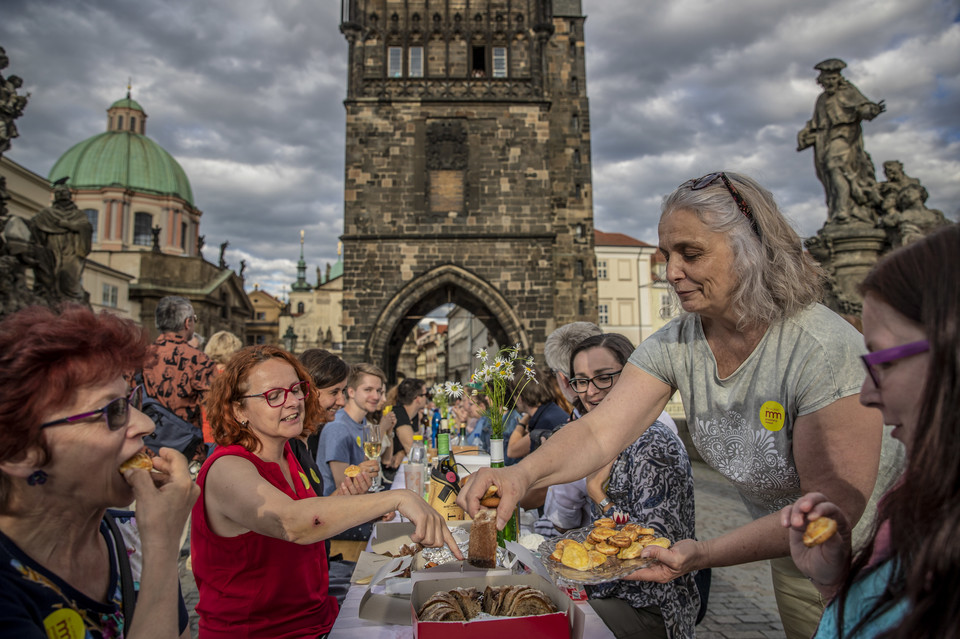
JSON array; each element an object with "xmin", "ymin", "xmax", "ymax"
[{"xmin": 594, "ymin": 229, "xmax": 655, "ymax": 248}]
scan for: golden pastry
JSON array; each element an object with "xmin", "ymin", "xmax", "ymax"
[
  {"xmin": 803, "ymin": 516, "xmax": 838, "ymax": 547},
  {"xmin": 344, "ymin": 465, "xmax": 361, "ymax": 478},
  {"xmin": 560, "ymin": 542, "xmax": 591, "ymax": 571},
  {"xmin": 594, "ymin": 541, "xmax": 620, "ymax": 556},
  {"xmin": 618, "ymin": 541, "xmax": 644, "ymax": 560},
  {"xmin": 593, "ymin": 517, "xmax": 616, "ymax": 529},
  {"xmin": 647, "ymin": 537, "xmax": 671, "ymax": 549},
  {"xmin": 636, "ymin": 534, "xmax": 657, "ymax": 546},
  {"xmin": 588, "ymin": 527, "xmax": 618, "ymax": 543},
  {"xmin": 118, "ymin": 451, "xmax": 153, "ymax": 474},
  {"xmin": 582, "ymin": 539, "xmax": 596, "ymax": 551},
  {"xmin": 587, "ymin": 550, "xmax": 607, "ymax": 568},
  {"xmin": 608, "ymin": 533, "xmax": 633, "ymax": 548}
]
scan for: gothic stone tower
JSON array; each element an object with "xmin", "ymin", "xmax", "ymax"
[{"xmin": 339, "ymin": 0, "xmax": 596, "ymax": 377}]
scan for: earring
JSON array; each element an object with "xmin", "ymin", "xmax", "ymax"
[
  {"xmin": 27, "ymin": 470, "xmax": 48, "ymax": 486},
  {"xmin": 241, "ymin": 420, "xmax": 248, "ymax": 426}
]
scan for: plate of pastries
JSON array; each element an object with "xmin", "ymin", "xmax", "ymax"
[
  {"xmin": 537, "ymin": 517, "xmax": 671, "ymax": 585},
  {"xmin": 417, "ymin": 585, "xmax": 558, "ymax": 621}
]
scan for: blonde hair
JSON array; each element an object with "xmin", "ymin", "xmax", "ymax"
[
  {"xmin": 204, "ymin": 330, "xmax": 243, "ymax": 366},
  {"xmin": 662, "ymin": 171, "xmax": 824, "ymax": 328}
]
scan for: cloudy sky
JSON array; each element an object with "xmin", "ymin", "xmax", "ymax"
[{"xmin": 2, "ymin": 0, "xmax": 958, "ymax": 299}]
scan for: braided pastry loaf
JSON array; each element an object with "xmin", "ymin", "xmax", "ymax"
[{"xmin": 417, "ymin": 585, "xmax": 558, "ymax": 621}]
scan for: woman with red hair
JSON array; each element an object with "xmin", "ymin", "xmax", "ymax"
[
  {"xmin": 0, "ymin": 304, "xmax": 197, "ymax": 638},
  {"xmin": 191, "ymin": 345, "xmax": 460, "ymax": 638}
]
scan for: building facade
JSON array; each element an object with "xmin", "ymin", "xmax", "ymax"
[
  {"xmin": 44, "ymin": 93, "xmax": 253, "ymax": 338},
  {"xmin": 338, "ymin": 0, "xmax": 597, "ymax": 379}
]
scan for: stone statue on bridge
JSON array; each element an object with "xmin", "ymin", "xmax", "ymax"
[{"xmin": 797, "ymin": 58, "xmax": 885, "ymax": 226}]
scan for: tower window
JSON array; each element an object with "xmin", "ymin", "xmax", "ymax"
[
  {"xmin": 181, "ymin": 222, "xmax": 187, "ymax": 249},
  {"xmin": 133, "ymin": 212, "xmax": 152, "ymax": 246},
  {"xmin": 598, "ymin": 303, "xmax": 609, "ymax": 324},
  {"xmin": 471, "ymin": 46, "xmax": 486, "ymax": 77},
  {"xmin": 84, "ymin": 208, "xmax": 98, "ymax": 243},
  {"xmin": 575, "ymin": 260, "xmax": 584, "ymax": 277},
  {"xmin": 388, "ymin": 47, "xmax": 403, "ymax": 77},
  {"xmin": 130, "ymin": 117, "xmax": 137, "ymax": 131},
  {"xmin": 297, "ymin": 302, "xmax": 305, "ymax": 314},
  {"xmin": 409, "ymin": 46, "xmax": 423, "ymax": 77},
  {"xmin": 117, "ymin": 115, "xmax": 123, "ymax": 130},
  {"xmin": 492, "ymin": 47, "xmax": 507, "ymax": 78}
]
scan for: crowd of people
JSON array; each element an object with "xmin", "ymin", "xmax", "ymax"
[{"xmin": 0, "ymin": 170, "xmax": 955, "ymax": 638}]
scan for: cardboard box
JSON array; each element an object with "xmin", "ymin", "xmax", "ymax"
[
  {"xmin": 356, "ymin": 521, "xmax": 515, "ymax": 625},
  {"xmin": 411, "ymin": 573, "xmax": 584, "ymax": 639}
]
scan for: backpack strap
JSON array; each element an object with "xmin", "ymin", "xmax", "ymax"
[{"xmin": 104, "ymin": 511, "xmax": 136, "ymax": 629}]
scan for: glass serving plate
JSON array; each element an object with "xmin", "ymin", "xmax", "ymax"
[{"xmin": 536, "ymin": 526, "xmax": 660, "ymax": 586}]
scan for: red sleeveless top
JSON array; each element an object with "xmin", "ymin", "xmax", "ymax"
[{"xmin": 191, "ymin": 443, "xmax": 338, "ymax": 638}]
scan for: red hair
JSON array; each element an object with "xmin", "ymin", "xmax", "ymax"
[
  {"xmin": 0, "ymin": 304, "xmax": 149, "ymax": 470},
  {"xmin": 207, "ymin": 345, "xmax": 321, "ymax": 453}
]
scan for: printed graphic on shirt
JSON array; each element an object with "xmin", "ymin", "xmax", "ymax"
[
  {"xmin": 692, "ymin": 410, "xmax": 800, "ymax": 515},
  {"xmin": 44, "ymin": 608, "xmax": 85, "ymax": 639},
  {"xmin": 759, "ymin": 401, "xmax": 786, "ymax": 432}
]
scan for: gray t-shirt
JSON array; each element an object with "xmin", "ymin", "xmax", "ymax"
[
  {"xmin": 316, "ymin": 408, "xmax": 366, "ymax": 497},
  {"xmin": 629, "ymin": 303, "xmax": 866, "ymax": 519}
]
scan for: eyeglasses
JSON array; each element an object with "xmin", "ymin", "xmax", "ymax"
[
  {"xmin": 41, "ymin": 385, "xmax": 145, "ymax": 431},
  {"xmin": 685, "ymin": 172, "xmax": 760, "ymax": 237},
  {"xmin": 241, "ymin": 380, "xmax": 310, "ymax": 407},
  {"xmin": 861, "ymin": 340, "xmax": 929, "ymax": 388},
  {"xmin": 568, "ymin": 370, "xmax": 623, "ymax": 393}
]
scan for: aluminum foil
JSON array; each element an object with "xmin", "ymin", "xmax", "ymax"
[{"xmin": 420, "ymin": 526, "xmax": 509, "ymax": 568}]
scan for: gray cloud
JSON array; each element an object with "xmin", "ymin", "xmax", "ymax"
[{"xmin": 2, "ymin": 0, "xmax": 957, "ymax": 298}]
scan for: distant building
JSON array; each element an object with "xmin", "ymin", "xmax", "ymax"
[
  {"xmin": 595, "ymin": 229, "xmax": 676, "ymax": 345},
  {"xmin": 42, "ymin": 92, "xmax": 252, "ymax": 338},
  {"xmin": 446, "ymin": 305, "xmax": 494, "ymax": 383},
  {"xmin": 279, "ymin": 234, "xmax": 344, "ymax": 354},
  {"xmin": 246, "ymin": 286, "xmax": 283, "ymax": 346}
]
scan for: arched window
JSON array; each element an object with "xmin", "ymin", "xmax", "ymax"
[
  {"xmin": 297, "ymin": 302, "xmax": 305, "ymax": 314},
  {"xmin": 117, "ymin": 115, "xmax": 124, "ymax": 130},
  {"xmin": 130, "ymin": 117, "xmax": 137, "ymax": 131},
  {"xmin": 133, "ymin": 212, "xmax": 152, "ymax": 246},
  {"xmin": 84, "ymin": 209, "xmax": 98, "ymax": 243}
]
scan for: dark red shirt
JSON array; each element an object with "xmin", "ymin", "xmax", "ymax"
[{"xmin": 191, "ymin": 443, "xmax": 338, "ymax": 638}]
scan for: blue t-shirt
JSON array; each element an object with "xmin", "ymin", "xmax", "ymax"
[
  {"xmin": 316, "ymin": 408, "xmax": 366, "ymax": 496},
  {"xmin": 813, "ymin": 559, "xmax": 908, "ymax": 638},
  {"xmin": 0, "ymin": 510, "xmax": 188, "ymax": 638}
]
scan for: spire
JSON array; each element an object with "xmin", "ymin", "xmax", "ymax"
[{"xmin": 291, "ymin": 229, "xmax": 312, "ymax": 291}]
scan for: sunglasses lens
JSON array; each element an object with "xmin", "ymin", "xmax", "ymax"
[{"xmin": 106, "ymin": 397, "xmax": 130, "ymax": 431}]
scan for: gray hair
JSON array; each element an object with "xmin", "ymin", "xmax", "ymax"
[
  {"xmin": 155, "ymin": 296, "xmax": 194, "ymax": 333},
  {"xmin": 661, "ymin": 172, "xmax": 823, "ymax": 328},
  {"xmin": 544, "ymin": 321, "xmax": 602, "ymax": 377}
]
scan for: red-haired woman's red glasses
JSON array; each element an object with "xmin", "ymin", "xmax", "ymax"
[{"xmin": 686, "ymin": 172, "xmax": 761, "ymax": 238}]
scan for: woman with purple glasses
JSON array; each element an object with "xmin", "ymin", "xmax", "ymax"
[
  {"xmin": 0, "ymin": 304, "xmax": 198, "ymax": 638},
  {"xmin": 462, "ymin": 171, "xmax": 903, "ymax": 638},
  {"xmin": 782, "ymin": 224, "xmax": 958, "ymax": 638}
]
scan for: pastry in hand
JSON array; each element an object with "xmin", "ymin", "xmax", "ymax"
[
  {"xmin": 344, "ymin": 465, "xmax": 362, "ymax": 478},
  {"xmin": 803, "ymin": 516, "xmax": 838, "ymax": 547},
  {"xmin": 118, "ymin": 451, "xmax": 153, "ymax": 474},
  {"xmin": 480, "ymin": 484, "xmax": 501, "ymax": 507}
]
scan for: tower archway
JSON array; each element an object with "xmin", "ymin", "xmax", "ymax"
[{"xmin": 365, "ymin": 264, "xmax": 528, "ymax": 381}]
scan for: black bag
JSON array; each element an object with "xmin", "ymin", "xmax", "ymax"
[{"xmin": 141, "ymin": 396, "xmax": 203, "ymax": 459}]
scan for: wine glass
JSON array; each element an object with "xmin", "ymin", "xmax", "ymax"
[{"xmin": 362, "ymin": 421, "xmax": 383, "ymax": 491}]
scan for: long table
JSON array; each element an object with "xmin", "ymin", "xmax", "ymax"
[{"xmin": 328, "ymin": 458, "xmax": 615, "ymax": 638}]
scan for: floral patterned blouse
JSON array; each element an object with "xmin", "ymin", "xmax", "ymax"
[
  {"xmin": 587, "ymin": 421, "xmax": 700, "ymax": 639},
  {"xmin": 0, "ymin": 511, "xmax": 187, "ymax": 638}
]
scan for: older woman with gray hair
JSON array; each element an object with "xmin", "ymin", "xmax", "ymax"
[{"xmin": 462, "ymin": 171, "xmax": 902, "ymax": 639}]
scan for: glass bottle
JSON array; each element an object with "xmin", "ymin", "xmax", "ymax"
[{"xmin": 489, "ymin": 438, "xmax": 519, "ymax": 546}]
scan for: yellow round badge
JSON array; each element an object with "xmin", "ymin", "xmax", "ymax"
[
  {"xmin": 43, "ymin": 608, "xmax": 86, "ymax": 639},
  {"xmin": 759, "ymin": 401, "xmax": 786, "ymax": 432}
]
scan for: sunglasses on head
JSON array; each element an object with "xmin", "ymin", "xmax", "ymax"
[
  {"xmin": 684, "ymin": 171, "xmax": 761, "ymax": 238},
  {"xmin": 41, "ymin": 385, "xmax": 145, "ymax": 431}
]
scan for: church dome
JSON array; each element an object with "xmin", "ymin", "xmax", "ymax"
[{"xmin": 48, "ymin": 94, "xmax": 194, "ymax": 206}]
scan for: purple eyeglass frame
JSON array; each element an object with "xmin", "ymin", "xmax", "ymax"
[
  {"xmin": 40, "ymin": 385, "xmax": 145, "ymax": 431},
  {"xmin": 860, "ymin": 340, "xmax": 930, "ymax": 387}
]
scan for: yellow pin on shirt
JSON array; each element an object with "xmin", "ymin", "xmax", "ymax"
[{"xmin": 356, "ymin": 435, "xmax": 362, "ymax": 448}]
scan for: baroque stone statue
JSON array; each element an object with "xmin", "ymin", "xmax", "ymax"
[
  {"xmin": 797, "ymin": 58, "xmax": 885, "ymax": 226},
  {"xmin": 878, "ymin": 160, "xmax": 948, "ymax": 247},
  {"xmin": 31, "ymin": 179, "xmax": 93, "ymax": 304},
  {"xmin": 218, "ymin": 240, "xmax": 229, "ymax": 269}
]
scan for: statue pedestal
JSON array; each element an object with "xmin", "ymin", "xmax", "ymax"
[{"xmin": 807, "ymin": 223, "xmax": 887, "ymax": 317}]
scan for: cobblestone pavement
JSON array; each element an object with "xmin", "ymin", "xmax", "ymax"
[{"xmin": 178, "ymin": 461, "xmax": 786, "ymax": 637}]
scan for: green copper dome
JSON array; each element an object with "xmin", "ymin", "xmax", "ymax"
[
  {"xmin": 109, "ymin": 96, "xmax": 144, "ymax": 112},
  {"xmin": 49, "ymin": 128, "xmax": 194, "ymax": 205}
]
